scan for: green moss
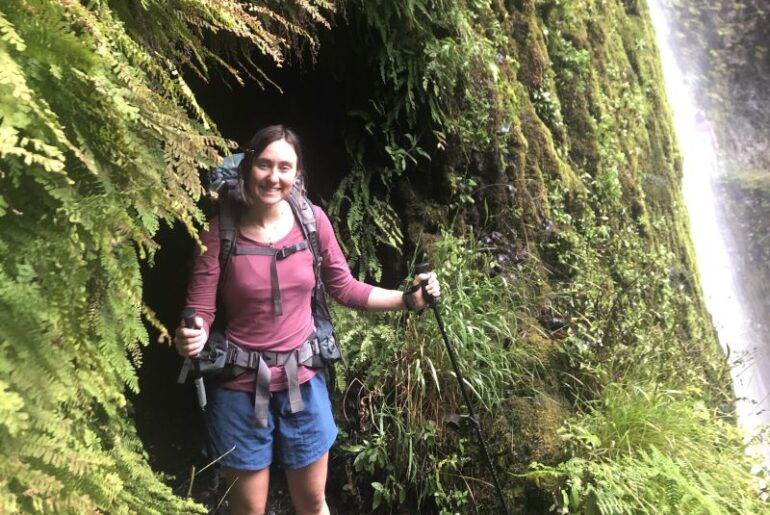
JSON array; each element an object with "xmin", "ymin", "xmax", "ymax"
[{"xmin": 507, "ymin": 393, "xmax": 570, "ymax": 465}]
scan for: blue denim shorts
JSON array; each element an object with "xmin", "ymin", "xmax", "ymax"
[{"xmin": 205, "ymin": 372, "xmax": 337, "ymax": 471}]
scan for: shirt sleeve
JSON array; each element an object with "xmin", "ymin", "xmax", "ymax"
[
  {"xmin": 314, "ymin": 206, "xmax": 374, "ymax": 309},
  {"xmin": 184, "ymin": 217, "xmax": 221, "ymax": 332}
]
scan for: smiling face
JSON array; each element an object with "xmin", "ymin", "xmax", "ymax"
[{"xmin": 245, "ymin": 138, "xmax": 300, "ymax": 207}]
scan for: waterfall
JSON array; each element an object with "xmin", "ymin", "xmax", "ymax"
[{"xmin": 647, "ymin": 0, "xmax": 770, "ymax": 445}]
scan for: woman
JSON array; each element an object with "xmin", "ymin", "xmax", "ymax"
[{"xmin": 174, "ymin": 125, "xmax": 440, "ymax": 515}]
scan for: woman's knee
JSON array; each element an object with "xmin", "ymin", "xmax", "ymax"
[
  {"xmin": 229, "ymin": 494, "xmax": 267, "ymax": 515},
  {"xmin": 293, "ymin": 491, "xmax": 327, "ymax": 514},
  {"xmin": 223, "ymin": 467, "xmax": 270, "ymax": 515},
  {"xmin": 285, "ymin": 453, "xmax": 330, "ymax": 515}
]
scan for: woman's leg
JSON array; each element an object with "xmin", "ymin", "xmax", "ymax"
[
  {"xmin": 222, "ymin": 467, "xmax": 270, "ymax": 515},
  {"xmin": 285, "ymin": 452, "xmax": 330, "ymax": 515},
  {"xmin": 205, "ymin": 387, "xmax": 275, "ymax": 514}
]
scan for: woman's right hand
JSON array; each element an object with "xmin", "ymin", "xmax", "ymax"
[{"xmin": 173, "ymin": 316, "xmax": 208, "ymax": 357}]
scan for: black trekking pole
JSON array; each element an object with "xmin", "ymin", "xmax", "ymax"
[
  {"xmin": 181, "ymin": 308, "xmax": 207, "ymax": 412},
  {"xmin": 415, "ymin": 263, "xmax": 511, "ymax": 515}
]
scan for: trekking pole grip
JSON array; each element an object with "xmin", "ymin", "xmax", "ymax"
[
  {"xmin": 181, "ymin": 308, "xmax": 198, "ymax": 339},
  {"xmin": 181, "ymin": 308, "xmax": 201, "ymax": 369},
  {"xmin": 181, "ymin": 308, "xmax": 207, "ymax": 411},
  {"xmin": 415, "ymin": 262, "xmax": 437, "ymax": 307}
]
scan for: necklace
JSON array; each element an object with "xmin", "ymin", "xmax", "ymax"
[{"xmin": 247, "ymin": 203, "xmax": 287, "ymax": 246}]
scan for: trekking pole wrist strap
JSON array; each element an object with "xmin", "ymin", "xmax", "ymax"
[{"xmin": 403, "ymin": 283, "xmax": 421, "ymax": 311}]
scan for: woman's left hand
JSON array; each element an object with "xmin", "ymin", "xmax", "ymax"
[{"xmin": 410, "ymin": 271, "xmax": 440, "ymax": 310}]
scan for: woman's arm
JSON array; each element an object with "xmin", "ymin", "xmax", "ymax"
[
  {"xmin": 365, "ymin": 272, "xmax": 440, "ymax": 312},
  {"xmin": 365, "ymin": 287, "xmax": 403, "ymax": 311},
  {"xmin": 314, "ymin": 206, "xmax": 440, "ymax": 311},
  {"xmin": 173, "ymin": 218, "xmax": 220, "ymax": 357},
  {"xmin": 314, "ymin": 207, "xmax": 374, "ymax": 307}
]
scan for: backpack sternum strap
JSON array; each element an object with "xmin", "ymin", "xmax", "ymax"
[{"xmin": 234, "ymin": 241, "xmax": 309, "ymax": 316}]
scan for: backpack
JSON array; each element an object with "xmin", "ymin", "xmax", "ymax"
[{"xmin": 210, "ymin": 152, "xmax": 342, "ymax": 364}]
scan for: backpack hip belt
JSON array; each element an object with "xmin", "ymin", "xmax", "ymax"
[
  {"xmin": 229, "ymin": 334, "xmax": 323, "ymax": 428},
  {"xmin": 177, "ymin": 332, "xmax": 324, "ymax": 428}
]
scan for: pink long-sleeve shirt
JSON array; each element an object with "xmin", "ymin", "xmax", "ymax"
[{"xmin": 185, "ymin": 205, "xmax": 373, "ymax": 392}]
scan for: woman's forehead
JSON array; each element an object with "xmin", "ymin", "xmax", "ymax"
[{"xmin": 258, "ymin": 139, "xmax": 297, "ymax": 162}]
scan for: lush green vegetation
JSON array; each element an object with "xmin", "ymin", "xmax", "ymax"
[{"xmin": 1, "ymin": 0, "xmax": 766, "ymax": 513}]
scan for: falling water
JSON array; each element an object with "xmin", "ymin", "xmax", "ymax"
[{"xmin": 647, "ymin": 0, "xmax": 770, "ymax": 443}]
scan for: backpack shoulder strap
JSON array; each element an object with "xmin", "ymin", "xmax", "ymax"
[
  {"xmin": 217, "ymin": 198, "xmax": 238, "ymax": 289},
  {"xmin": 210, "ymin": 153, "xmax": 244, "ymax": 289},
  {"xmin": 286, "ymin": 189, "xmax": 331, "ymax": 319},
  {"xmin": 286, "ymin": 188, "xmax": 319, "ymax": 260}
]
